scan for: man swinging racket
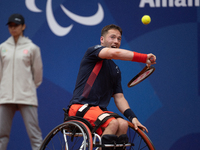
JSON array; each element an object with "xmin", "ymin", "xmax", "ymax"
[{"xmin": 67, "ymin": 24, "xmax": 156, "ymax": 149}]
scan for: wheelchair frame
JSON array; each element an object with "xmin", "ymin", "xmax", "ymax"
[{"xmin": 39, "ymin": 115, "xmax": 155, "ymax": 150}]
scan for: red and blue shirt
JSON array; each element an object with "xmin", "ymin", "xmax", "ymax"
[{"xmin": 68, "ymin": 45, "xmax": 123, "ymax": 109}]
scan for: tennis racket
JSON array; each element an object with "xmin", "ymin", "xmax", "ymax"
[{"xmin": 127, "ymin": 65, "xmax": 155, "ymax": 87}]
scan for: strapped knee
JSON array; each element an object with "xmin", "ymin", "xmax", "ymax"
[
  {"xmin": 101, "ymin": 134, "xmax": 129, "ymax": 150},
  {"xmin": 102, "ymin": 134, "xmax": 118, "ymax": 150},
  {"xmin": 116, "ymin": 134, "xmax": 129, "ymax": 150},
  {"xmin": 118, "ymin": 134, "xmax": 129, "ymax": 144}
]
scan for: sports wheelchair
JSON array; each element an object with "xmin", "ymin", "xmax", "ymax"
[{"xmin": 39, "ymin": 108, "xmax": 155, "ymax": 150}]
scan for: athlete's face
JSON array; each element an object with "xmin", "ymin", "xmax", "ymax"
[
  {"xmin": 8, "ymin": 22, "xmax": 25, "ymax": 37},
  {"xmin": 100, "ymin": 29, "xmax": 121, "ymax": 48}
]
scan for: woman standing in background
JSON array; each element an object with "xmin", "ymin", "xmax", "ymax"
[{"xmin": 0, "ymin": 13, "xmax": 43, "ymax": 150}]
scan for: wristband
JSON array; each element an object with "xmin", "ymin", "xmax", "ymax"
[
  {"xmin": 123, "ymin": 108, "xmax": 137, "ymax": 122},
  {"xmin": 132, "ymin": 52, "xmax": 147, "ymax": 63}
]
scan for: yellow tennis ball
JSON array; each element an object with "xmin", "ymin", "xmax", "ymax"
[{"xmin": 141, "ymin": 15, "xmax": 151, "ymax": 25}]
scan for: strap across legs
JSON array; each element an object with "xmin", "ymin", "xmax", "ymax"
[
  {"xmin": 75, "ymin": 104, "xmax": 90, "ymax": 117},
  {"xmin": 92, "ymin": 112, "xmax": 122, "ymax": 133},
  {"xmin": 76, "ymin": 104, "xmax": 122, "ymax": 133}
]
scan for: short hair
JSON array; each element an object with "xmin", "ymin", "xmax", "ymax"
[{"xmin": 101, "ymin": 24, "xmax": 122, "ymax": 36}]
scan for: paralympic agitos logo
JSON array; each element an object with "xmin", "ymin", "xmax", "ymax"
[{"xmin": 25, "ymin": 0, "xmax": 104, "ymax": 36}]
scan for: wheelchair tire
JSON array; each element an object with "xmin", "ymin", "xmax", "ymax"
[
  {"xmin": 39, "ymin": 120, "xmax": 93, "ymax": 150},
  {"xmin": 127, "ymin": 121, "xmax": 156, "ymax": 150}
]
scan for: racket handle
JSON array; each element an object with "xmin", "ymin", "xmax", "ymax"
[{"xmin": 150, "ymin": 56, "xmax": 155, "ymax": 63}]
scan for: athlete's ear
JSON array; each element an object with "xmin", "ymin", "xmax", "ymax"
[{"xmin": 100, "ymin": 36, "xmax": 104, "ymax": 45}]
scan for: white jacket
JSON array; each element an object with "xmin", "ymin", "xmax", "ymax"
[{"xmin": 0, "ymin": 36, "xmax": 43, "ymax": 106}]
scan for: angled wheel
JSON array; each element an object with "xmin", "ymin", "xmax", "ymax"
[
  {"xmin": 40, "ymin": 120, "xmax": 93, "ymax": 150},
  {"xmin": 127, "ymin": 121, "xmax": 156, "ymax": 150}
]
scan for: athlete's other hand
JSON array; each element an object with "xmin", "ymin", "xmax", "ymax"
[{"xmin": 132, "ymin": 118, "xmax": 148, "ymax": 133}]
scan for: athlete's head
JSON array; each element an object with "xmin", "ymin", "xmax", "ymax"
[{"xmin": 100, "ymin": 24, "xmax": 122, "ymax": 48}]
